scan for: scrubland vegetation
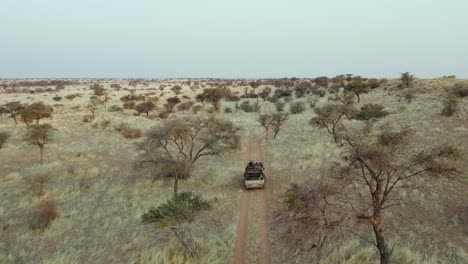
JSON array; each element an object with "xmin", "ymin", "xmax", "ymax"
[{"xmin": 0, "ymin": 75, "xmax": 467, "ymax": 263}]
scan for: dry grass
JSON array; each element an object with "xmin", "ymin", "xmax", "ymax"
[{"xmin": 0, "ymin": 79, "xmax": 467, "ymax": 263}]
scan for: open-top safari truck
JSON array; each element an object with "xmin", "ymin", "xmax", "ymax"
[{"xmin": 244, "ymin": 161, "xmax": 265, "ymax": 189}]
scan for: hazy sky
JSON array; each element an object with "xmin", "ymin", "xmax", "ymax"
[{"xmin": 1, "ymin": 0, "xmax": 467, "ymax": 78}]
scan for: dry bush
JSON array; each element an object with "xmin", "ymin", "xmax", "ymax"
[
  {"xmin": 192, "ymin": 104, "xmax": 203, "ymax": 114},
  {"xmin": 275, "ymin": 101, "xmax": 285, "ymax": 112},
  {"xmin": 52, "ymin": 96, "xmax": 62, "ymax": 101},
  {"xmin": 289, "ymin": 101, "xmax": 306, "ymax": 114},
  {"xmin": 0, "ymin": 131, "xmax": 10, "ymax": 149},
  {"xmin": 450, "ymin": 82, "xmax": 468, "ymax": 98},
  {"xmin": 122, "ymin": 127, "xmax": 142, "ymax": 139},
  {"xmin": 177, "ymin": 101, "xmax": 194, "ymax": 111},
  {"xmin": 224, "ymin": 107, "xmax": 232, "ymax": 113},
  {"xmin": 27, "ymin": 198, "xmax": 59, "ymax": 230},
  {"xmin": 109, "ymin": 105, "xmax": 123, "ymax": 112},
  {"xmin": 239, "ymin": 101, "xmax": 259, "ymax": 113},
  {"xmin": 135, "ymin": 101, "xmax": 155, "ymax": 116},
  {"xmin": 159, "ymin": 111, "xmax": 170, "ymax": 119},
  {"xmin": 123, "ymin": 101, "xmax": 136, "ymax": 109},
  {"xmin": 114, "ymin": 122, "xmax": 129, "ymax": 132},
  {"xmin": 82, "ymin": 115, "xmax": 94, "ymax": 123},
  {"xmin": 24, "ymin": 175, "xmax": 49, "ymax": 197},
  {"xmin": 100, "ymin": 120, "xmax": 111, "ymax": 129},
  {"xmin": 441, "ymin": 96, "xmax": 459, "ymax": 116},
  {"xmin": 91, "ymin": 122, "xmax": 99, "ymax": 129}
]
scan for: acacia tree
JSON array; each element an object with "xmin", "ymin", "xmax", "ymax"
[
  {"xmin": 345, "ymin": 80, "xmax": 370, "ymax": 103},
  {"xmin": 24, "ymin": 124, "xmax": 55, "ymax": 165},
  {"xmin": 135, "ymin": 101, "xmax": 155, "ymax": 116},
  {"xmin": 21, "ymin": 102, "xmax": 53, "ymax": 125},
  {"xmin": 271, "ymin": 113, "xmax": 288, "ymax": 139},
  {"xmin": 195, "ymin": 93, "xmax": 206, "ymax": 108},
  {"xmin": 259, "ymin": 87, "xmax": 272, "ymax": 101},
  {"xmin": 309, "ymin": 104, "xmax": 346, "ymax": 143},
  {"xmin": 275, "ymin": 175, "xmax": 348, "ymax": 263},
  {"xmin": 400, "ymin": 72, "xmax": 415, "ymax": 88},
  {"xmin": 201, "ymin": 88, "xmax": 224, "ymax": 111},
  {"xmin": 135, "ymin": 116, "xmax": 241, "ymax": 192},
  {"xmin": 86, "ymin": 98, "xmax": 99, "ymax": 119},
  {"xmin": 336, "ymin": 125, "xmax": 462, "ymax": 264},
  {"xmin": 258, "ymin": 114, "xmax": 274, "ymax": 139},
  {"xmin": 1, "ymin": 101, "xmax": 25, "ymax": 124}
]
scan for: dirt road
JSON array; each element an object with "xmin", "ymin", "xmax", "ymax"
[{"xmin": 233, "ymin": 137, "xmax": 272, "ymax": 264}]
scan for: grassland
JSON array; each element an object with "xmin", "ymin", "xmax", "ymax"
[{"xmin": 0, "ymin": 78, "xmax": 466, "ymax": 263}]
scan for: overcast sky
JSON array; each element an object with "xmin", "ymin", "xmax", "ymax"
[{"xmin": 1, "ymin": 0, "xmax": 467, "ymax": 78}]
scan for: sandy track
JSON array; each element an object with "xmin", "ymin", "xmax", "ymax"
[{"xmin": 233, "ymin": 137, "xmax": 272, "ymax": 264}]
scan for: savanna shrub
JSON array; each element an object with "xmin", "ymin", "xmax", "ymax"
[
  {"xmin": 122, "ymin": 127, "xmax": 142, "ymax": 139},
  {"xmin": 123, "ymin": 101, "xmax": 136, "ymax": 109},
  {"xmin": 224, "ymin": 107, "xmax": 233, "ymax": 113},
  {"xmin": 450, "ymin": 82, "xmax": 468, "ymax": 98},
  {"xmin": 240, "ymin": 101, "xmax": 259, "ymax": 113},
  {"xmin": 191, "ymin": 105, "xmax": 203, "ymax": 114},
  {"xmin": 275, "ymin": 102, "xmax": 285, "ymax": 112},
  {"xmin": 441, "ymin": 96, "xmax": 459, "ymax": 116},
  {"xmin": 114, "ymin": 122, "xmax": 129, "ymax": 132},
  {"xmin": 24, "ymin": 175, "xmax": 49, "ymax": 197},
  {"xmin": 82, "ymin": 115, "xmax": 94, "ymax": 123},
  {"xmin": 27, "ymin": 199, "xmax": 58, "ymax": 230},
  {"xmin": 289, "ymin": 102, "xmax": 306, "ymax": 114},
  {"xmin": 52, "ymin": 96, "xmax": 62, "ymax": 101},
  {"xmin": 356, "ymin": 104, "xmax": 388, "ymax": 121}
]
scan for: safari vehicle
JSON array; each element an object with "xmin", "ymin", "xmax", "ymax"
[{"xmin": 244, "ymin": 161, "xmax": 265, "ymax": 189}]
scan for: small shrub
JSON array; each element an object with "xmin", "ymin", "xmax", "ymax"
[
  {"xmin": 24, "ymin": 175, "xmax": 49, "ymax": 197},
  {"xmin": 122, "ymin": 127, "xmax": 142, "ymax": 139},
  {"xmin": 113, "ymin": 122, "xmax": 129, "ymax": 132},
  {"xmin": 82, "ymin": 115, "xmax": 94, "ymax": 123},
  {"xmin": 177, "ymin": 101, "xmax": 194, "ymax": 111},
  {"xmin": 123, "ymin": 101, "xmax": 136, "ymax": 109},
  {"xmin": 283, "ymin": 96, "xmax": 293, "ymax": 103},
  {"xmin": 275, "ymin": 102, "xmax": 285, "ymax": 112},
  {"xmin": 191, "ymin": 105, "xmax": 203, "ymax": 114},
  {"xmin": 100, "ymin": 120, "xmax": 111, "ymax": 129},
  {"xmin": 52, "ymin": 96, "xmax": 62, "ymax": 101},
  {"xmin": 441, "ymin": 96, "xmax": 459, "ymax": 116},
  {"xmin": 159, "ymin": 111, "xmax": 170, "ymax": 119},
  {"xmin": 398, "ymin": 90, "xmax": 416, "ymax": 103},
  {"xmin": 450, "ymin": 82, "xmax": 468, "ymax": 98},
  {"xmin": 289, "ymin": 101, "xmax": 306, "ymax": 114},
  {"xmin": 224, "ymin": 107, "xmax": 233, "ymax": 113},
  {"xmin": 109, "ymin": 105, "xmax": 123, "ymax": 112},
  {"xmin": 267, "ymin": 96, "xmax": 278, "ymax": 103},
  {"xmin": 356, "ymin": 104, "xmax": 388, "ymax": 121},
  {"xmin": 91, "ymin": 122, "xmax": 99, "ymax": 129},
  {"xmin": 27, "ymin": 199, "xmax": 58, "ymax": 230},
  {"xmin": 307, "ymin": 97, "xmax": 318, "ymax": 108},
  {"xmin": 0, "ymin": 131, "xmax": 10, "ymax": 149},
  {"xmin": 240, "ymin": 101, "xmax": 259, "ymax": 113}
]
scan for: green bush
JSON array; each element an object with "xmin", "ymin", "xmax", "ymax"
[
  {"xmin": 142, "ymin": 192, "xmax": 211, "ymax": 227},
  {"xmin": 356, "ymin": 104, "xmax": 388, "ymax": 121}
]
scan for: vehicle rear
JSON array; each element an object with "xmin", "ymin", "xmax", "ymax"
[{"xmin": 244, "ymin": 168, "xmax": 265, "ymax": 189}]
